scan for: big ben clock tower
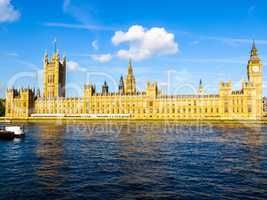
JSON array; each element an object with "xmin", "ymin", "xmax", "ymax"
[{"xmin": 247, "ymin": 41, "xmax": 263, "ymax": 117}]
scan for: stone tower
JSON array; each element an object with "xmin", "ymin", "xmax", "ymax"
[
  {"xmin": 83, "ymin": 84, "xmax": 96, "ymax": 114},
  {"xmin": 124, "ymin": 59, "xmax": 136, "ymax": 94},
  {"xmin": 5, "ymin": 88, "xmax": 35, "ymax": 117},
  {"xmin": 247, "ymin": 41, "xmax": 263, "ymax": 117},
  {"xmin": 146, "ymin": 81, "xmax": 158, "ymax": 98},
  {"xmin": 43, "ymin": 47, "xmax": 66, "ymax": 98}
]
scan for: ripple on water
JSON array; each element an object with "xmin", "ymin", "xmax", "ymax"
[{"xmin": 0, "ymin": 122, "xmax": 267, "ymax": 199}]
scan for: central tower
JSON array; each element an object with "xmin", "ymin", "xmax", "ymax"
[
  {"xmin": 43, "ymin": 49, "xmax": 66, "ymax": 98},
  {"xmin": 124, "ymin": 59, "xmax": 136, "ymax": 95}
]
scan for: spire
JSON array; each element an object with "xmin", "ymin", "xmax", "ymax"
[
  {"xmin": 199, "ymin": 79, "xmax": 203, "ymax": 91},
  {"xmin": 198, "ymin": 79, "xmax": 204, "ymax": 95},
  {"xmin": 102, "ymin": 80, "xmax": 109, "ymax": 94},
  {"xmin": 125, "ymin": 59, "xmax": 136, "ymax": 94},
  {"xmin": 128, "ymin": 58, "xmax": 133, "ymax": 75},
  {"xmin": 252, "ymin": 39, "xmax": 256, "ymax": 49},
  {"xmin": 119, "ymin": 75, "xmax": 124, "ymax": 94},
  {"xmin": 250, "ymin": 40, "xmax": 259, "ymax": 60},
  {"xmin": 44, "ymin": 50, "xmax": 48, "ymax": 62}
]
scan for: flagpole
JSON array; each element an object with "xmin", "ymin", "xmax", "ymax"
[{"xmin": 53, "ymin": 38, "xmax": 57, "ymax": 54}]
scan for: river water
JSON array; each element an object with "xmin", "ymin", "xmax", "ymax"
[{"xmin": 0, "ymin": 121, "xmax": 267, "ymax": 199}]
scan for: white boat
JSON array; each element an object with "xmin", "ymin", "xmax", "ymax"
[{"xmin": 5, "ymin": 126, "xmax": 25, "ymax": 138}]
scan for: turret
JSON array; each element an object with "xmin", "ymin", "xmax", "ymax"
[
  {"xmin": 83, "ymin": 83, "xmax": 95, "ymax": 114},
  {"xmin": 219, "ymin": 81, "xmax": 232, "ymax": 96},
  {"xmin": 44, "ymin": 50, "xmax": 49, "ymax": 64},
  {"xmin": 118, "ymin": 75, "xmax": 124, "ymax": 94},
  {"xmin": 53, "ymin": 50, "xmax": 60, "ymax": 62},
  {"xmin": 84, "ymin": 83, "xmax": 95, "ymax": 97},
  {"xmin": 242, "ymin": 81, "xmax": 255, "ymax": 96},
  {"xmin": 102, "ymin": 81, "xmax": 109, "ymax": 95},
  {"xmin": 197, "ymin": 79, "xmax": 204, "ymax": 95},
  {"xmin": 146, "ymin": 81, "xmax": 158, "ymax": 98}
]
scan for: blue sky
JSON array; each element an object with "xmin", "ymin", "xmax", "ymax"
[{"xmin": 1, "ymin": 0, "xmax": 267, "ymax": 97}]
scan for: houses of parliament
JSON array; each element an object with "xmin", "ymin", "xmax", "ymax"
[{"xmin": 5, "ymin": 42, "xmax": 265, "ymax": 120}]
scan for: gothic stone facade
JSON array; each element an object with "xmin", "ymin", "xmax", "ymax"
[{"xmin": 5, "ymin": 42, "xmax": 264, "ymax": 120}]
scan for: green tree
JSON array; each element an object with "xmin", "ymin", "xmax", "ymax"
[{"xmin": 0, "ymin": 99, "xmax": 5, "ymax": 116}]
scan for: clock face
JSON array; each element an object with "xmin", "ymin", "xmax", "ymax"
[{"xmin": 252, "ymin": 66, "xmax": 259, "ymax": 73}]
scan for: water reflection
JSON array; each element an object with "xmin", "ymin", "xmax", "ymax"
[
  {"xmin": 35, "ymin": 123, "xmax": 66, "ymax": 190},
  {"xmin": 244, "ymin": 127, "xmax": 265, "ymax": 146},
  {"xmin": 215, "ymin": 123, "xmax": 265, "ymax": 146}
]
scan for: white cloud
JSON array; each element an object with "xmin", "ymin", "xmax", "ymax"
[
  {"xmin": 67, "ymin": 60, "xmax": 87, "ymax": 72},
  {"xmin": 112, "ymin": 25, "xmax": 178, "ymax": 60},
  {"xmin": 0, "ymin": 0, "xmax": 20, "ymax": 23},
  {"xmin": 67, "ymin": 61, "xmax": 79, "ymax": 71},
  {"xmin": 90, "ymin": 54, "xmax": 112, "ymax": 63},
  {"xmin": 43, "ymin": 22, "xmax": 115, "ymax": 31},
  {"xmin": 91, "ymin": 40, "xmax": 99, "ymax": 50}
]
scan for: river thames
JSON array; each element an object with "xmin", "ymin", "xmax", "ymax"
[{"xmin": 0, "ymin": 121, "xmax": 267, "ymax": 199}]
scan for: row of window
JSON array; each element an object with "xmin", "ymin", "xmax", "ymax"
[
  {"xmin": 88, "ymin": 107, "xmax": 219, "ymax": 114},
  {"xmin": 89, "ymin": 101, "xmax": 219, "ymax": 107},
  {"xmin": 36, "ymin": 109, "xmax": 83, "ymax": 114},
  {"xmin": 224, "ymin": 106, "xmax": 252, "ymax": 113}
]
